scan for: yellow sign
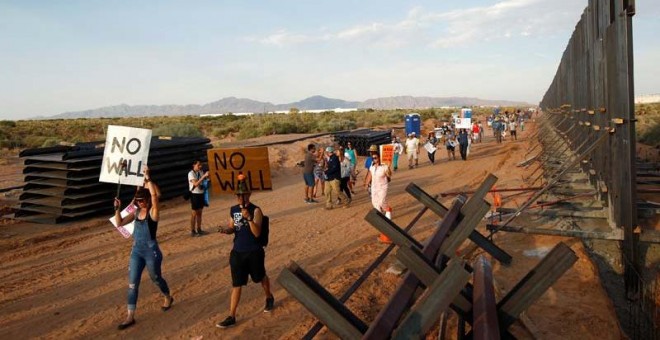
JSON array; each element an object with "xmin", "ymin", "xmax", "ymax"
[{"xmin": 207, "ymin": 147, "xmax": 272, "ymax": 195}]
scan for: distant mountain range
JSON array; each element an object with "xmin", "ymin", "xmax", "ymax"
[{"xmin": 49, "ymin": 95, "xmax": 533, "ymax": 119}]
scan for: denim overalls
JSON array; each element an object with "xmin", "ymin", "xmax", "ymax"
[{"xmin": 127, "ymin": 210, "xmax": 170, "ymax": 311}]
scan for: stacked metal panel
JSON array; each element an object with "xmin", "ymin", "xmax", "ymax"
[
  {"xmin": 334, "ymin": 129, "xmax": 392, "ymax": 156},
  {"xmin": 16, "ymin": 136, "xmax": 212, "ymax": 224}
]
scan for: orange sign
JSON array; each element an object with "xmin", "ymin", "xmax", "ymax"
[
  {"xmin": 207, "ymin": 147, "xmax": 272, "ymax": 195},
  {"xmin": 380, "ymin": 144, "xmax": 394, "ymax": 165}
]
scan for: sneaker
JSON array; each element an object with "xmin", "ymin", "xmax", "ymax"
[
  {"xmin": 190, "ymin": 230, "xmax": 198, "ymax": 237},
  {"xmin": 216, "ymin": 316, "xmax": 236, "ymax": 328},
  {"xmin": 308, "ymin": 199, "xmax": 318, "ymax": 203},
  {"xmin": 197, "ymin": 230, "xmax": 207, "ymax": 236},
  {"xmin": 264, "ymin": 296, "xmax": 274, "ymax": 312},
  {"xmin": 305, "ymin": 198, "xmax": 311, "ymax": 204}
]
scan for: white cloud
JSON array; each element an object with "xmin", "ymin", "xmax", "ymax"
[
  {"xmin": 429, "ymin": 0, "xmax": 585, "ymax": 48},
  {"xmin": 254, "ymin": 29, "xmax": 321, "ymax": 46},
  {"xmin": 252, "ymin": 0, "xmax": 586, "ymax": 49}
]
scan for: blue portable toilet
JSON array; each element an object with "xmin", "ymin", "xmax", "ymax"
[{"xmin": 404, "ymin": 113, "xmax": 421, "ymax": 137}]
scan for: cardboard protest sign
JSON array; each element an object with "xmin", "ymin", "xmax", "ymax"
[
  {"xmin": 380, "ymin": 144, "xmax": 394, "ymax": 165},
  {"xmin": 207, "ymin": 147, "xmax": 272, "ymax": 195},
  {"xmin": 454, "ymin": 108, "xmax": 473, "ymax": 129},
  {"xmin": 100, "ymin": 125, "xmax": 152, "ymax": 187},
  {"xmin": 109, "ymin": 204, "xmax": 137, "ymax": 238},
  {"xmin": 424, "ymin": 142, "xmax": 437, "ymax": 154}
]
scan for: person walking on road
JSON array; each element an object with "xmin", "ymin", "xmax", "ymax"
[
  {"xmin": 425, "ymin": 132, "xmax": 438, "ymax": 165},
  {"xmin": 392, "ymin": 137, "xmax": 403, "ymax": 171},
  {"xmin": 344, "ymin": 142, "xmax": 357, "ymax": 193},
  {"xmin": 324, "ymin": 146, "xmax": 348, "ymax": 209},
  {"xmin": 114, "ymin": 166, "xmax": 173, "ymax": 330},
  {"xmin": 312, "ymin": 147, "xmax": 326, "ymax": 199},
  {"xmin": 303, "ymin": 144, "xmax": 317, "ymax": 203},
  {"xmin": 338, "ymin": 147, "xmax": 352, "ymax": 206},
  {"xmin": 509, "ymin": 120, "xmax": 518, "ymax": 141},
  {"xmin": 458, "ymin": 129, "xmax": 469, "ymax": 161},
  {"xmin": 364, "ymin": 151, "xmax": 393, "ymax": 243},
  {"xmin": 405, "ymin": 132, "xmax": 420, "ymax": 169},
  {"xmin": 216, "ymin": 176, "xmax": 274, "ymax": 329}
]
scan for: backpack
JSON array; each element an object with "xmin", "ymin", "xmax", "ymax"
[{"xmin": 258, "ymin": 215, "xmax": 269, "ymax": 247}]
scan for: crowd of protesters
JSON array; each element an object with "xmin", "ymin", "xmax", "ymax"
[
  {"xmin": 109, "ymin": 107, "xmax": 533, "ymax": 332},
  {"xmin": 299, "ymin": 108, "xmax": 532, "ymax": 207}
]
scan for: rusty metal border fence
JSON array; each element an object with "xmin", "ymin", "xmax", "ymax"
[{"xmin": 538, "ymin": 0, "xmax": 657, "ymax": 337}]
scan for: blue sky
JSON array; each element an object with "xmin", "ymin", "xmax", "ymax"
[{"xmin": 0, "ymin": 0, "xmax": 658, "ymax": 120}]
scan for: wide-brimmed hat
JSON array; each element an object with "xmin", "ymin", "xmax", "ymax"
[{"xmin": 369, "ymin": 144, "xmax": 379, "ymax": 152}]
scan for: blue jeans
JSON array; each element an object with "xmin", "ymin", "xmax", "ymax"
[{"xmin": 127, "ymin": 240, "xmax": 170, "ymax": 310}]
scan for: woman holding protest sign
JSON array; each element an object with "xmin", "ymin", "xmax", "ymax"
[
  {"xmin": 113, "ymin": 165, "xmax": 173, "ymax": 330},
  {"xmin": 425, "ymin": 132, "xmax": 438, "ymax": 165}
]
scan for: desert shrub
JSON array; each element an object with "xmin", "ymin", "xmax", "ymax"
[
  {"xmin": 639, "ymin": 122, "xmax": 660, "ymax": 147},
  {"xmin": 41, "ymin": 138, "xmax": 60, "ymax": 147},
  {"xmin": 212, "ymin": 124, "xmax": 240, "ymax": 138},
  {"xmin": 0, "ymin": 140, "xmax": 14, "ymax": 148},
  {"xmin": 636, "ymin": 103, "xmax": 660, "ymax": 141},
  {"xmin": 238, "ymin": 126, "xmax": 262, "ymax": 139},
  {"xmin": 0, "ymin": 120, "xmax": 16, "ymax": 128},
  {"xmin": 317, "ymin": 119, "xmax": 357, "ymax": 132},
  {"xmin": 153, "ymin": 123, "xmax": 203, "ymax": 137},
  {"xmin": 23, "ymin": 135, "xmax": 48, "ymax": 148}
]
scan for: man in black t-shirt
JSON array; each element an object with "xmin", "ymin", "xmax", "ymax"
[
  {"xmin": 303, "ymin": 144, "xmax": 317, "ymax": 203},
  {"xmin": 216, "ymin": 177, "xmax": 274, "ymax": 329}
]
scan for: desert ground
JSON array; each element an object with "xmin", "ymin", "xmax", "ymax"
[{"xmin": 0, "ymin": 120, "xmax": 623, "ymax": 339}]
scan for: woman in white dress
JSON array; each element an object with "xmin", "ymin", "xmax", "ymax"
[{"xmin": 364, "ymin": 152, "xmax": 392, "ymax": 212}]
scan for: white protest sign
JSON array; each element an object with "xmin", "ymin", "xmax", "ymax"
[
  {"xmin": 100, "ymin": 125, "xmax": 152, "ymax": 186},
  {"xmin": 109, "ymin": 204, "xmax": 137, "ymax": 239},
  {"xmin": 423, "ymin": 142, "xmax": 437, "ymax": 154},
  {"xmin": 454, "ymin": 108, "xmax": 473, "ymax": 129}
]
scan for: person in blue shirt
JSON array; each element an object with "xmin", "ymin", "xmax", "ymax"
[{"xmin": 216, "ymin": 176, "xmax": 274, "ymax": 328}]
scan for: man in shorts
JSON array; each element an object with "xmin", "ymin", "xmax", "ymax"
[
  {"xmin": 405, "ymin": 132, "xmax": 420, "ymax": 169},
  {"xmin": 303, "ymin": 144, "xmax": 317, "ymax": 203},
  {"xmin": 216, "ymin": 177, "xmax": 274, "ymax": 328},
  {"xmin": 188, "ymin": 160, "xmax": 209, "ymax": 237}
]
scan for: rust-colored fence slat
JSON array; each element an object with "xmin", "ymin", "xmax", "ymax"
[{"xmin": 472, "ymin": 256, "xmax": 500, "ymax": 340}]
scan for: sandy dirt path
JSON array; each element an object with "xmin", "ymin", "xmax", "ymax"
[{"xmin": 0, "ymin": 121, "xmax": 621, "ymax": 339}]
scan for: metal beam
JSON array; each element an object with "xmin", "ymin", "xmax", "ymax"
[
  {"xmin": 473, "ymin": 256, "xmax": 500, "ymax": 340},
  {"xmin": 277, "ymin": 262, "xmax": 366, "ymax": 339},
  {"xmin": 392, "ymin": 261, "xmax": 471, "ymax": 339}
]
